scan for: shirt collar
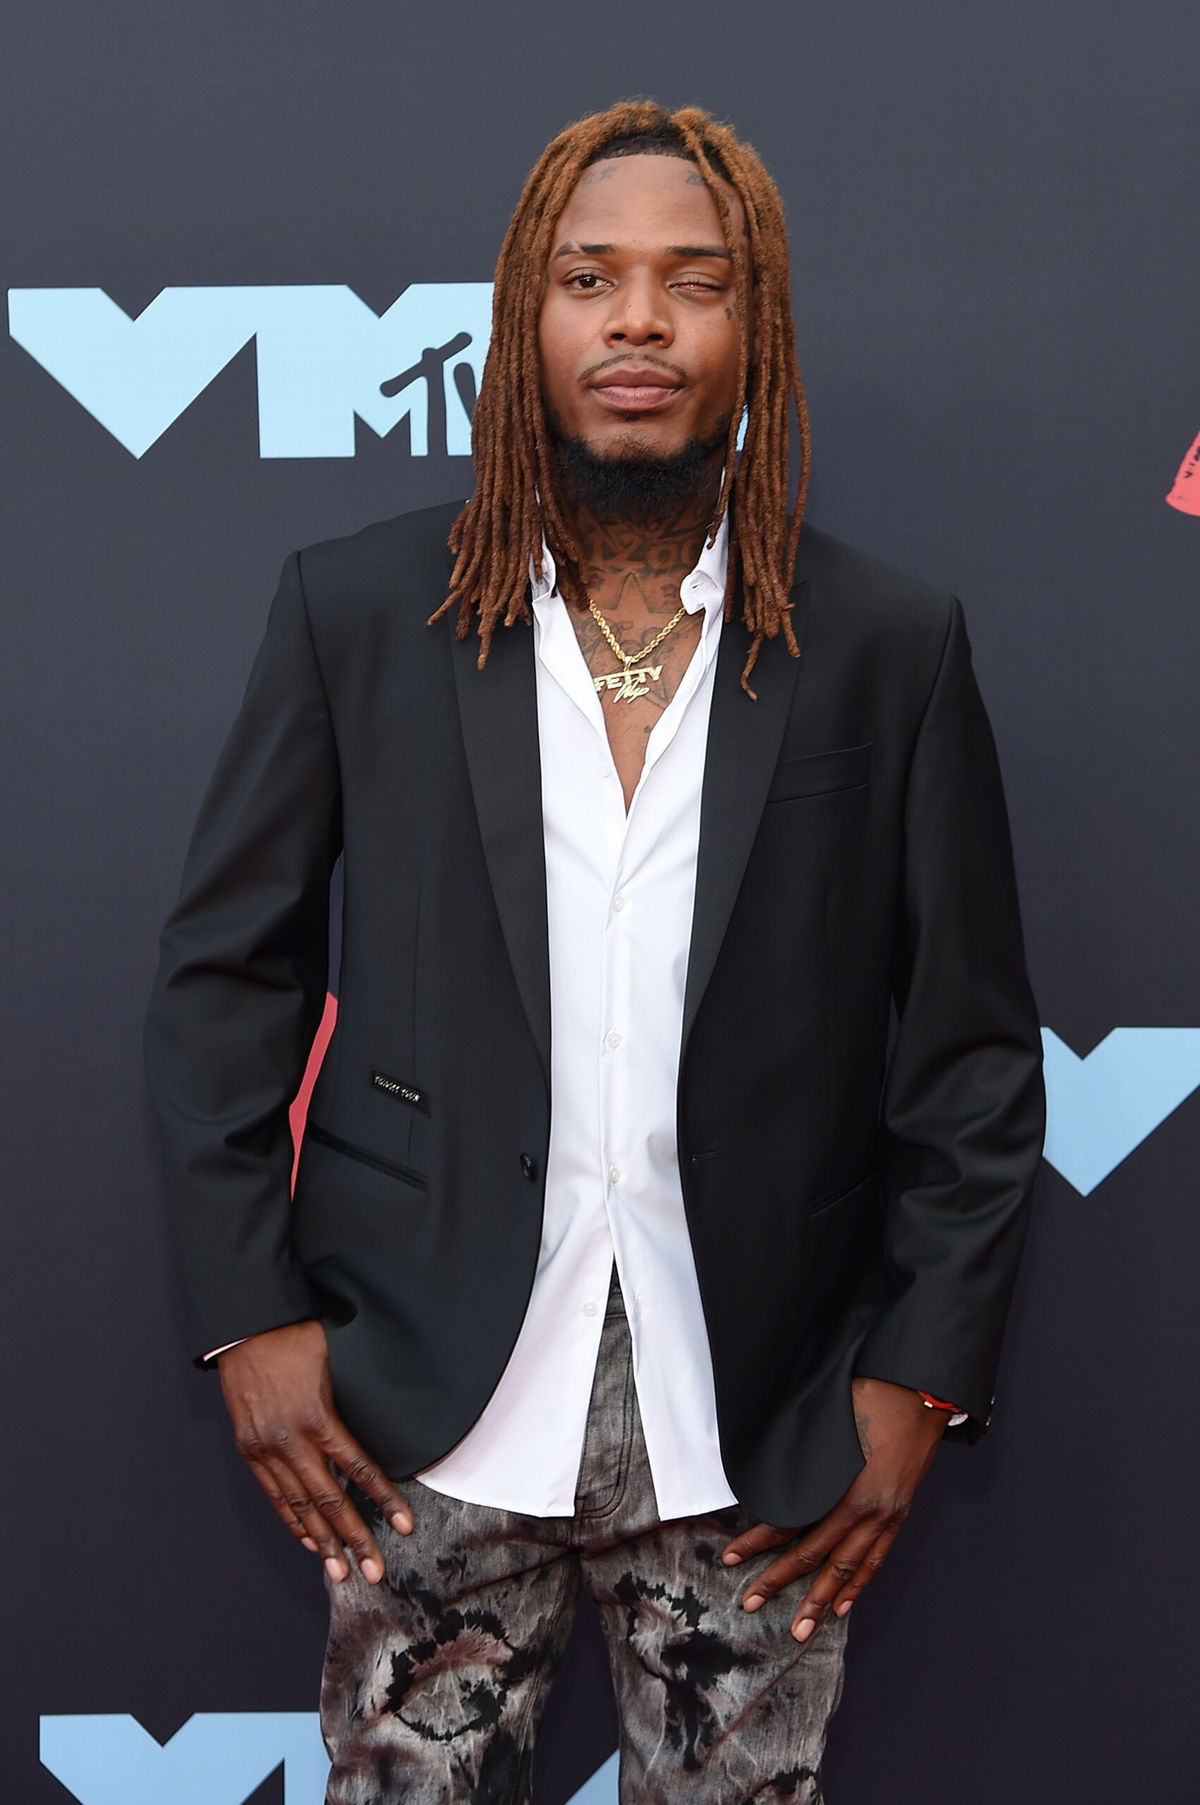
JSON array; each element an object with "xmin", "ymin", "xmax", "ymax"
[{"xmin": 529, "ymin": 508, "xmax": 729, "ymax": 622}]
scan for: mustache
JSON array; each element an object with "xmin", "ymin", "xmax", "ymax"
[{"xmin": 579, "ymin": 351, "xmax": 689, "ymax": 385}]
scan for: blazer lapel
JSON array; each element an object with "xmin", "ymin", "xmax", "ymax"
[
  {"xmin": 682, "ymin": 578, "xmax": 809, "ymax": 1053},
  {"xmin": 450, "ymin": 615, "xmax": 551, "ymax": 1089}
]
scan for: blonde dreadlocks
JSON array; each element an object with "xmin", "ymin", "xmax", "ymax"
[{"xmin": 428, "ymin": 100, "xmax": 812, "ymax": 696}]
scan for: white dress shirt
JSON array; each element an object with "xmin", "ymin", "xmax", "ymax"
[{"xmin": 415, "ymin": 517, "xmax": 740, "ymax": 1518}]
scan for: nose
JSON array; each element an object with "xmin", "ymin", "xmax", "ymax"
[{"xmin": 602, "ymin": 272, "xmax": 673, "ymax": 349}]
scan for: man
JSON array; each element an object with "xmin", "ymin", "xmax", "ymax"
[{"xmin": 145, "ymin": 100, "xmax": 1045, "ymax": 1803}]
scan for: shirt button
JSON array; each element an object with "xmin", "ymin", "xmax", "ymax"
[
  {"xmin": 605, "ymin": 1029, "xmax": 622, "ymax": 1049},
  {"xmin": 611, "ymin": 894, "xmax": 626, "ymax": 912},
  {"xmin": 608, "ymin": 1164, "xmax": 621, "ymax": 1186},
  {"xmin": 583, "ymin": 1301, "xmax": 598, "ymax": 1317},
  {"xmin": 519, "ymin": 1153, "xmax": 537, "ymax": 1181}
]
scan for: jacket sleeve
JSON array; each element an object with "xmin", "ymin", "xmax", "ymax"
[
  {"xmin": 143, "ymin": 549, "xmax": 342, "ymax": 1362},
  {"xmin": 853, "ymin": 596, "xmax": 1045, "ymax": 1439}
]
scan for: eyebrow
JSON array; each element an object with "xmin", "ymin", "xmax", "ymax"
[
  {"xmin": 551, "ymin": 241, "xmax": 731, "ymax": 260},
  {"xmin": 552, "ymin": 242, "xmax": 614, "ymax": 258}
]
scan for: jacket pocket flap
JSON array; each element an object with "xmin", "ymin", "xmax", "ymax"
[
  {"xmin": 765, "ymin": 742, "xmax": 872, "ymax": 803},
  {"xmin": 306, "ymin": 1121, "xmax": 429, "ymax": 1190}
]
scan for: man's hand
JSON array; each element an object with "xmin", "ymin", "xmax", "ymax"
[
  {"xmin": 217, "ymin": 1320, "xmax": 413, "ymax": 1584},
  {"xmin": 719, "ymin": 1376, "xmax": 951, "ymax": 1642}
]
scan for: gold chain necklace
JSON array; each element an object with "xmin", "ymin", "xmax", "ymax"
[{"xmin": 586, "ymin": 595, "xmax": 689, "ymax": 703}]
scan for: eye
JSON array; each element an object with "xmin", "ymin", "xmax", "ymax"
[{"xmin": 563, "ymin": 270, "xmax": 608, "ymax": 291}]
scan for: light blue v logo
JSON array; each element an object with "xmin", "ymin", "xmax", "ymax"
[
  {"xmin": 40, "ymin": 1713, "xmax": 619, "ymax": 1804},
  {"xmin": 1041, "ymin": 1027, "xmax": 1200, "ymax": 1195}
]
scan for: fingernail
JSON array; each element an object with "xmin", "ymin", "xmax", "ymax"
[
  {"xmin": 722, "ymin": 1551, "xmax": 742, "ymax": 1564},
  {"xmin": 792, "ymin": 1618, "xmax": 815, "ymax": 1642},
  {"xmin": 389, "ymin": 1512, "xmax": 411, "ymax": 1534},
  {"xmin": 743, "ymin": 1594, "xmax": 763, "ymax": 1611},
  {"xmin": 301, "ymin": 1537, "xmax": 319, "ymax": 1553},
  {"xmin": 361, "ymin": 1558, "xmax": 383, "ymax": 1584},
  {"xmin": 324, "ymin": 1557, "xmax": 347, "ymax": 1582},
  {"xmin": 835, "ymin": 1600, "xmax": 853, "ymax": 1617}
]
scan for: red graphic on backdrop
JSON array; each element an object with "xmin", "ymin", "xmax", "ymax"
[
  {"xmin": 1166, "ymin": 430, "xmax": 1200, "ymax": 516},
  {"xmin": 289, "ymin": 990, "xmax": 338, "ymax": 1190}
]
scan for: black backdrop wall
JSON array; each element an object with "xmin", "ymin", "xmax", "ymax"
[{"xmin": 5, "ymin": 3, "xmax": 1199, "ymax": 1800}]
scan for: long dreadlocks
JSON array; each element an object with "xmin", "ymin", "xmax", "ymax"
[{"xmin": 428, "ymin": 99, "xmax": 812, "ymax": 696}]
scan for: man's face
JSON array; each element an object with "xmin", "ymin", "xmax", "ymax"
[{"xmin": 538, "ymin": 152, "xmax": 745, "ymax": 467}]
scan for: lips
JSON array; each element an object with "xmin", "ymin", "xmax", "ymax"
[{"xmin": 589, "ymin": 366, "xmax": 682, "ymax": 412}]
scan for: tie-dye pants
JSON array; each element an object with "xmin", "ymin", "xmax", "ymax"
[{"xmin": 321, "ymin": 1261, "xmax": 849, "ymax": 1802}]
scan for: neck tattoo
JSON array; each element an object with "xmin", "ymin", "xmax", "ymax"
[{"xmin": 586, "ymin": 592, "xmax": 690, "ymax": 702}]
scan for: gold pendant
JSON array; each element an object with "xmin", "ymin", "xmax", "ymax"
[{"xmin": 593, "ymin": 663, "xmax": 663, "ymax": 703}]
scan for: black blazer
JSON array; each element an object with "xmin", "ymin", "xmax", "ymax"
[{"xmin": 144, "ymin": 499, "xmax": 1045, "ymax": 1527}]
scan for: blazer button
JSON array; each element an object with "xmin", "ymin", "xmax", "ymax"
[{"xmin": 519, "ymin": 1153, "xmax": 537, "ymax": 1181}]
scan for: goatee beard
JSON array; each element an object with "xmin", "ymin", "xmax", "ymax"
[{"xmin": 548, "ymin": 415, "xmax": 729, "ymax": 529}]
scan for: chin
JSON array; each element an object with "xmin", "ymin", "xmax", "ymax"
[
  {"xmin": 551, "ymin": 420, "xmax": 725, "ymax": 526},
  {"xmin": 588, "ymin": 424, "xmax": 689, "ymax": 462}
]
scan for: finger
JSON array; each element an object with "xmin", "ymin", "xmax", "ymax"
[
  {"xmin": 783, "ymin": 1528, "xmax": 883, "ymax": 1641},
  {"xmin": 244, "ymin": 1458, "xmax": 322, "ymax": 1554},
  {"xmin": 284, "ymin": 1450, "xmax": 393, "ymax": 1585},
  {"xmin": 735, "ymin": 1501, "xmax": 860, "ymax": 1596},
  {"xmin": 317, "ymin": 1425, "xmax": 414, "ymax": 1536},
  {"xmin": 830, "ymin": 1523, "xmax": 904, "ymax": 1620},
  {"xmin": 260, "ymin": 1455, "xmax": 354, "ymax": 1580},
  {"xmin": 741, "ymin": 1513, "xmax": 876, "ymax": 1617},
  {"xmin": 719, "ymin": 1520, "xmax": 805, "ymax": 1566}
]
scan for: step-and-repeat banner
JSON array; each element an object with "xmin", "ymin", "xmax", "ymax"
[{"xmin": 6, "ymin": 3, "xmax": 1198, "ymax": 1800}]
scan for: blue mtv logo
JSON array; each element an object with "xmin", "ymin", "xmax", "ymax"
[
  {"xmin": 39, "ymin": 1713, "xmax": 618, "ymax": 1804},
  {"xmin": 7, "ymin": 284, "xmax": 493, "ymax": 458}
]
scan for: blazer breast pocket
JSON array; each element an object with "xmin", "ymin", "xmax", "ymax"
[{"xmin": 764, "ymin": 741, "xmax": 872, "ymax": 804}]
